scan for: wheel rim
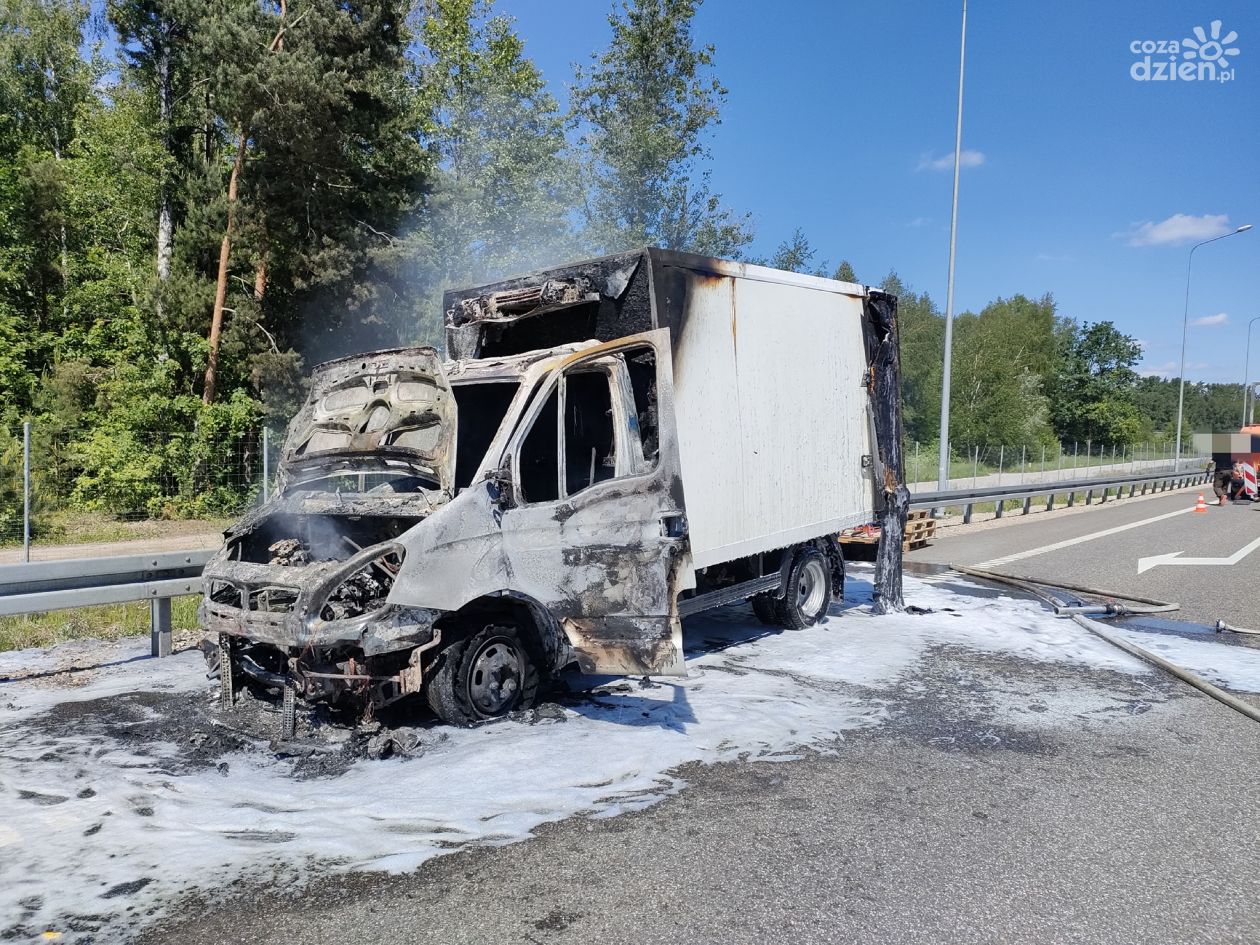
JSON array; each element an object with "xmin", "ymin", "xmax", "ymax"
[
  {"xmin": 796, "ymin": 558, "xmax": 828, "ymax": 619},
  {"xmin": 466, "ymin": 635, "xmax": 525, "ymax": 717}
]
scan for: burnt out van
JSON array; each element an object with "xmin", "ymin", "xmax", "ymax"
[{"xmin": 200, "ymin": 248, "xmax": 903, "ymax": 731}]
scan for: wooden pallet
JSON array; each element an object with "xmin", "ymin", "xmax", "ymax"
[
  {"xmin": 838, "ymin": 510, "xmax": 936, "ymax": 552},
  {"xmin": 903, "ymin": 509, "xmax": 936, "ymax": 550}
]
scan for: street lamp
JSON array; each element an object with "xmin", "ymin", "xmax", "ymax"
[
  {"xmin": 936, "ymin": 0, "xmax": 967, "ymax": 491},
  {"xmin": 1173, "ymin": 223, "xmax": 1253, "ymax": 466},
  {"xmin": 1244, "ymin": 315, "xmax": 1260, "ymax": 426}
]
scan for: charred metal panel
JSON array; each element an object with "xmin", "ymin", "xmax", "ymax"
[
  {"xmin": 392, "ymin": 330, "xmax": 688, "ymax": 677},
  {"xmin": 495, "ymin": 330, "xmax": 687, "ymax": 676},
  {"xmin": 281, "ymin": 347, "xmax": 457, "ymax": 495},
  {"xmin": 860, "ymin": 289, "xmax": 907, "ymax": 613},
  {"xmin": 443, "ymin": 252, "xmax": 654, "ymax": 360}
]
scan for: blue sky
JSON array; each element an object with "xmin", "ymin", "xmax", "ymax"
[{"xmin": 508, "ymin": 0, "xmax": 1260, "ymax": 384}]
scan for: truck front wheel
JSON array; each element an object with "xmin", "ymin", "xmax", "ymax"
[
  {"xmin": 425, "ymin": 624, "xmax": 542, "ymax": 726},
  {"xmin": 776, "ymin": 547, "xmax": 832, "ymax": 630}
]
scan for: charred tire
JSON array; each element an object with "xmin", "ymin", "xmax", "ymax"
[
  {"xmin": 776, "ymin": 547, "xmax": 832, "ymax": 630},
  {"xmin": 751, "ymin": 593, "xmax": 780, "ymax": 626},
  {"xmin": 425, "ymin": 624, "xmax": 542, "ymax": 726}
]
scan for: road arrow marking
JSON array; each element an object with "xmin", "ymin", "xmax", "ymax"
[{"xmin": 1137, "ymin": 534, "xmax": 1260, "ymax": 573}]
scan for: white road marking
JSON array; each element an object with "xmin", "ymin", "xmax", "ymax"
[
  {"xmin": 976, "ymin": 505, "xmax": 1198, "ymax": 568},
  {"xmin": 1137, "ymin": 534, "xmax": 1260, "ymax": 574}
]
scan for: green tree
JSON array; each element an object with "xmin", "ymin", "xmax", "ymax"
[
  {"xmin": 1051, "ymin": 320, "xmax": 1144, "ymax": 444},
  {"xmin": 0, "ymin": 0, "xmax": 99, "ymax": 412},
  {"xmin": 832, "ymin": 259, "xmax": 858, "ymax": 283},
  {"xmin": 182, "ymin": 0, "xmax": 425, "ymax": 401},
  {"xmin": 402, "ymin": 0, "xmax": 578, "ymax": 342},
  {"xmin": 881, "ymin": 272, "xmax": 943, "ymax": 444},
  {"xmin": 950, "ymin": 294, "xmax": 1059, "ymax": 448},
  {"xmin": 107, "ymin": 0, "xmax": 196, "ymax": 306},
  {"xmin": 571, "ymin": 0, "xmax": 752, "ymax": 256},
  {"xmin": 762, "ymin": 227, "xmax": 825, "ymax": 275}
]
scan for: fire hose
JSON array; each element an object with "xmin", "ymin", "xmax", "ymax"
[{"xmin": 950, "ymin": 564, "xmax": 1260, "ymax": 726}]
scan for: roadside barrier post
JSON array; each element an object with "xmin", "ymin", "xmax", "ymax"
[{"xmin": 151, "ymin": 597, "xmax": 172, "ymax": 658}]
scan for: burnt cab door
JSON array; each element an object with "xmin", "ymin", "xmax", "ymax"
[{"xmin": 499, "ymin": 329, "xmax": 687, "ymax": 676}]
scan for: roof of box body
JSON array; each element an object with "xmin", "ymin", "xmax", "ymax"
[{"xmin": 441, "ymin": 246, "xmax": 868, "ymax": 323}]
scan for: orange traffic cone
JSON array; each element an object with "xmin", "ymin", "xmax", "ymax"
[{"xmin": 1194, "ymin": 493, "xmax": 1208, "ymax": 513}]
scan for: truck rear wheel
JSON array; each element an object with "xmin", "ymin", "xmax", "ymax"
[
  {"xmin": 775, "ymin": 547, "xmax": 832, "ymax": 630},
  {"xmin": 425, "ymin": 624, "xmax": 541, "ymax": 726},
  {"xmin": 751, "ymin": 593, "xmax": 780, "ymax": 626}
]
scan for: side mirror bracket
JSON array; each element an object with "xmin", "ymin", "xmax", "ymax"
[{"xmin": 486, "ymin": 457, "xmax": 516, "ymax": 512}]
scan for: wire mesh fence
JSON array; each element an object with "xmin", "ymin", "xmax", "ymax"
[
  {"xmin": 902, "ymin": 439, "xmax": 1200, "ymax": 491},
  {"xmin": 0, "ymin": 419, "xmax": 1212, "ymax": 557},
  {"xmin": 1, "ymin": 422, "xmax": 284, "ymax": 557}
]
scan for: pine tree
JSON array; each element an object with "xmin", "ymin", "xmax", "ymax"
[
  {"xmin": 767, "ymin": 228, "xmax": 824, "ymax": 274},
  {"xmin": 181, "ymin": 0, "xmax": 426, "ymax": 401},
  {"xmin": 571, "ymin": 0, "xmax": 751, "ymax": 256},
  {"xmin": 402, "ymin": 0, "xmax": 578, "ymax": 341}
]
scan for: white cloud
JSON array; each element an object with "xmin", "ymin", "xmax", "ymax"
[
  {"xmin": 1121, "ymin": 213, "xmax": 1233, "ymax": 247},
  {"xmin": 907, "ymin": 216, "xmax": 931, "ymax": 228},
  {"xmin": 1191, "ymin": 312, "xmax": 1229, "ymax": 327},
  {"xmin": 916, "ymin": 149, "xmax": 986, "ymax": 172}
]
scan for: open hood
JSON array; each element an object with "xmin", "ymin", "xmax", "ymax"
[{"xmin": 280, "ymin": 347, "xmax": 457, "ymax": 494}]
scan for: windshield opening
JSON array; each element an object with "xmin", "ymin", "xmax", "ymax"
[
  {"xmin": 285, "ymin": 464, "xmax": 439, "ymax": 496},
  {"xmin": 452, "ymin": 380, "xmax": 520, "ymax": 490}
]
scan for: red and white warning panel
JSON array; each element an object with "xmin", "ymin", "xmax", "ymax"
[{"xmin": 1194, "ymin": 431, "xmax": 1260, "ymax": 497}]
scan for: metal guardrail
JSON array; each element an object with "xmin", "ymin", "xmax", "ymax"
[
  {"xmin": 0, "ymin": 464, "xmax": 1212, "ymax": 660},
  {"xmin": 910, "ymin": 465, "xmax": 1211, "ymax": 523},
  {"xmin": 0, "ymin": 549, "xmax": 215, "ymax": 656}
]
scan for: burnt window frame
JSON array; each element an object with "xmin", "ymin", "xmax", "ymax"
[
  {"xmin": 558, "ymin": 364, "xmax": 623, "ymax": 499},
  {"xmin": 514, "ymin": 385, "xmax": 561, "ymax": 503},
  {"xmin": 508, "ymin": 350, "xmax": 659, "ymax": 507},
  {"xmin": 617, "ymin": 344, "xmax": 659, "ymax": 477},
  {"xmin": 448, "ymin": 377, "xmax": 522, "ymax": 493}
]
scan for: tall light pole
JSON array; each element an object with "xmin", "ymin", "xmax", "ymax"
[
  {"xmin": 936, "ymin": 0, "xmax": 967, "ymax": 490},
  {"xmin": 1244, "ymin": 314, "xmax": 1260, "ymax": 427},
  {"xmin": 1173, "ymin": 223, "xmax": 1252, "ymax": 466}
]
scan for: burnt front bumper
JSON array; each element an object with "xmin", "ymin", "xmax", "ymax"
[{"xmin": 200, "ymin": 541, "xmax": 444, "ymax": 716}]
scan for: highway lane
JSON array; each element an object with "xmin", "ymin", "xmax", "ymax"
[
  {"xmin": 907, "ymin": 486, "xmax": 1260, "ymax": 628},
  {"xmin": 140, "ymin": 637, "xmax": 1260, "ymax": 945}
]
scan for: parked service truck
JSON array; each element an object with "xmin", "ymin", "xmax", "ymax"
[{"xmin": 201, "ymin": 248, "xmax": 904, "ymax": 730}]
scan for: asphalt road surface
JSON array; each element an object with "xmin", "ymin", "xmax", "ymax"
[
  {"xmin": 140, "ymin": 639, "xmax": 1260, "ymax": 945},
  {"xmin": 908, "ymin": 486, "xmax": 1260, "ymax": 628}
]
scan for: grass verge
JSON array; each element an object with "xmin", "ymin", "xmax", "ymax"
[{"xmin": 0, "ymin": 595, "xmax": 202, "ymax": 652}]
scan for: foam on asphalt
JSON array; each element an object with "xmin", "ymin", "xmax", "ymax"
[{"xmin": 2, "ymin": 566, "xmax": 1257, "ymax": 942}]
